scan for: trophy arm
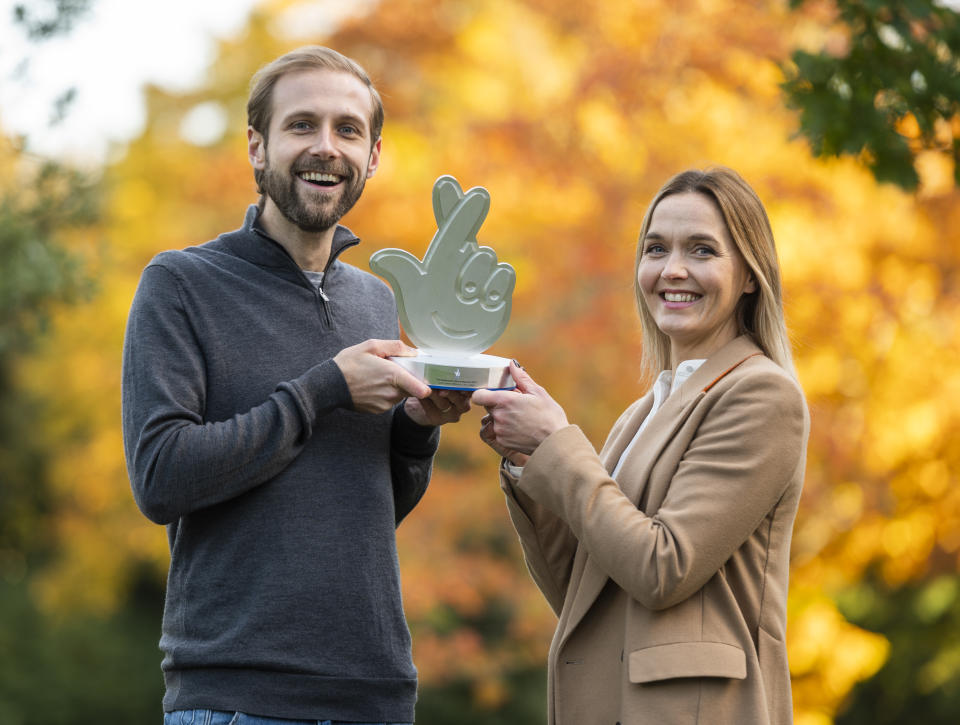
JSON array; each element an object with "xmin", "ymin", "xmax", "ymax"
[
  {"xmin": 370, "ymin": 248, "xmax": 430, "ymax": 346},
  {"xmin": 370, "ymin": 248, "xmax": 427, "ymax": 296}
]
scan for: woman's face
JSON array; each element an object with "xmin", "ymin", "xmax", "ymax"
[{"xmin": 637, "ymin": 192, "xmax": 755, "ymax": 366}]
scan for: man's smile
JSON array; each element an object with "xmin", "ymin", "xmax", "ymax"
[{"xmin": 298, "ymin": 171, "xmax": 344, "ymax": 188}]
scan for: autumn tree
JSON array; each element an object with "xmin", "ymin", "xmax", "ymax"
[
  {"xmin": 0, "ymin": 148, "xmax": 94, "ymax": 559},
  {"xmin": 7, "ymin": 0, "xmax": 960, "ymax": 723},
  {"xmin": 1, "ymin": 0, "xmax": 96, "ymax": 569},
  {"xmin": 0, "ymin": 2, "xmax": 174, "ymax": 721}
]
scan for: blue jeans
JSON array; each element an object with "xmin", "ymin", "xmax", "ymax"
[{"xmin": 163, "ymin": 712, "xmax": 412, "ymax": 725}]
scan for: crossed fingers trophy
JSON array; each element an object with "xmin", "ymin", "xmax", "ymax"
[{"xmin": 370, "ymin": 175, "xmax": 517, "ymax": 391}]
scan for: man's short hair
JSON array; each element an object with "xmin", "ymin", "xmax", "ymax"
[{"xmin": 247, "ymin": 45, "xmax": 384, "ymax": 145}]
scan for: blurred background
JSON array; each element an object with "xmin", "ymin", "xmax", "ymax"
[{"xmin": 1, "ymin": 0, "xmax": 959, "ymax": 723}]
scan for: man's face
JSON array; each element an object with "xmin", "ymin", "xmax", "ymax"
[{"xmin": 248, "ymin": 68, "xmax": 381, "ymax": 233}]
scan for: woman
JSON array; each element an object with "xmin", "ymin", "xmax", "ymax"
[{"xmin": 472, "ymin": 167, "xmax": 808, "ymax": 725}]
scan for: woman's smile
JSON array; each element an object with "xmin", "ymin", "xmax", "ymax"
[{"xmin": 660, "ymin": 289, "xmax": 702, "ymax": 306}]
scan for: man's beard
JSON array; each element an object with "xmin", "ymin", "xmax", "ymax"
[{"xmin": 260, "ymin": 153, "xmax": 367, "ymax": 233}]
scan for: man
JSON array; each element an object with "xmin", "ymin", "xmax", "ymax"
[{"xmin": 121, "ymin": 46, "xmax": 469, "ymax": 724}]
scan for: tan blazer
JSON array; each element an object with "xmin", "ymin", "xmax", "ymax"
[{"xmin": 500, "ymin": 336, "xmax": 809, "ymax": 725}]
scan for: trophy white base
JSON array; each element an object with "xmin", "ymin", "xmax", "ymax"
[{"xmin": 391, "ymin": 351, "xmax": 515, "ymax": 391}]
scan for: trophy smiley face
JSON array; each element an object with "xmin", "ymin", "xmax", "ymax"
[
  {"xmin": 422, "ymin": 246, "xmax": 514, "ymax": 346},
  {"xmin": 370, "ymin": 176, "xmax": 515, "ymax": 356}
]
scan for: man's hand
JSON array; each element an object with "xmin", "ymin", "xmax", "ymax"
[
  {"xmin": 404, "ymin": 389, "xmax": 472, "ymax": 426},
  {"xmin": 334, "ymin": 339, "xmax": 432, "ymax": 413}
]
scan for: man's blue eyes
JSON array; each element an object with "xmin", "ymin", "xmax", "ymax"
[{"xmin": 289, "ymin": 122, "xmax": 359, "ymax": 135}]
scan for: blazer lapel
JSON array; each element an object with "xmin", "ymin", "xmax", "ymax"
[
  {"xmin": 597, "ymin": 394, "xmax": 655, "ymax": 474},
  {"xmin": 558, "ymin": 336, "xmax": 764, "ymax": 645},
  {"xmin": 560, "ymin": 403, "xmax": 694, "ymax": 645},
  {"xmin": 557, "ymin": 397, "xmax": 655, "ymax": 643}
]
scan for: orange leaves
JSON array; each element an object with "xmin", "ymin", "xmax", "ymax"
[
  {"xmin": 396, "ymin": 461, "xmax": 556, "ymax": 698},
  {"xmin": 10, "ymin": 0, "xmax": 960, "ymax": 720}
]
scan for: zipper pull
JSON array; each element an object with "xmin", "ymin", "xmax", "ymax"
[{"xmin": 317, "ymin": 285, "xmax": 330, "ymax": 302}]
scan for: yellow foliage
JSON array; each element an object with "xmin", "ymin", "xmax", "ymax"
[
  {"xmin": 457, "ymin": 1, "xmax": 584, "ymax": 110},
  {"xmin": 577, "ymin": 94, "xmax": 648, "ymax": 175},
  {"xmin": 797, "ymin": 348, "xmax": 843, "ymax": 397},
  {"xmin": 12, "ymin": 0, "xmax": 960, "ymax": 721},
  {"xmin": 916, "ymin": 149, "xmax": 956, "ymax": 198},
  {"xmin": 789, "ymin": 593, "xmax": 890, "ymax": 719}
]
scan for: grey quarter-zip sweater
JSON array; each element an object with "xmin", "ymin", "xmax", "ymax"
[{"xmin": 121, "ymin": 205, "xmax": 439, "ymax": 721}]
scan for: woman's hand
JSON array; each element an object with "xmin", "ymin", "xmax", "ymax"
[
  {"xmin": 479, "ymin": 412, "xmax": 530, "ymax": 467},
  {"xmin": 473, "ymin": 361, "xmax": 569, "ymax": 464}
]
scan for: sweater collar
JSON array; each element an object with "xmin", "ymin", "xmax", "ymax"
[{"xmin": 223, "ymin": 204, "xmax": 361, "ymax": 283}]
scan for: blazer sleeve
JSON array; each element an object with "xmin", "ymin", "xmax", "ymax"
[
  {"xmin": 515, "ymin": 367, "xmax": 808, "ymax": 611},
  {"xmin": 500, "ymin": 461, "xmax": 579, "ymax": 617}
]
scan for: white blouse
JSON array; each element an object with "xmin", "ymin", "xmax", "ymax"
[{"xmin": 609, "ymin": 359, "xmax": 705, "ymax": 478}]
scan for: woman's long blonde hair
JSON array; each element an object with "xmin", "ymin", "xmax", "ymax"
[{"xmin": 634, "ymin": 167, "xmax": 795, "ymax": 380}]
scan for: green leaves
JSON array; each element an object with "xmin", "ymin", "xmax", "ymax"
[
  {"xmin": 12, "ymin": 0, "xmax": 92, "ymax": 40},
  {"xmin": 782, "ymin": 0, "xmax": 960, "ymax": 190},
  {"xmin": 0, "ymin": 157, "xmax": 98, "ymax": 358},
  {"xmin": 0, "ymin": 145, "xmax": 99, "ymax": 566}
]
